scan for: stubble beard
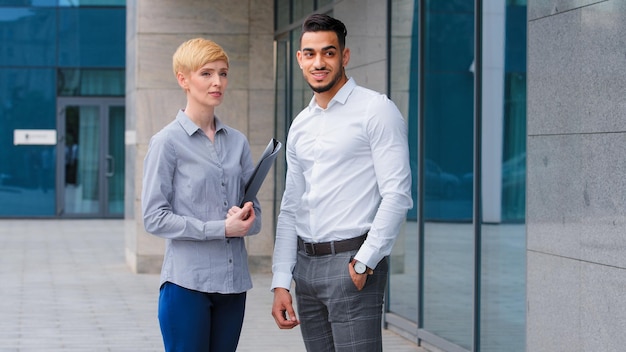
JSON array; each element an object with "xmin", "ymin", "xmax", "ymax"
[{"xmin": 308, "ymin": 67, "xmax": 345, "ymax": 94}]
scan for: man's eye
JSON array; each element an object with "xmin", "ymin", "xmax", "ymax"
[{"xmin": 220, "ymin": 72, "xmax": 228, "ymax": 77}]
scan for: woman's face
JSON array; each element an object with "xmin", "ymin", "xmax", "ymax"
[{"xmin": 182, "ymin": 60, "xmax": 229, "ymax": 109}]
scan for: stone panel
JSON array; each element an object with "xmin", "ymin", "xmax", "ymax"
[
  {"xmin": 528, "ymin": 1, "xmax": 626, "ymax": 136},
  {"xmin": 348, "ymin": 61, "xmax": 387, "ymax": 95},
  {"xmin": 248, "ymin": 89, "xmax": 276, "ymax": 144},
  {"xmin": 135, "ymin": 88, "xmax": 186, "ymax": 144},
  {"xmin": 335, "ymin": 0, "xmax": 387, "ymax": 74},
  {"xmin": 137, "ymin": 0, "xmax": 249, "ymax": 34},
  {"xmin": 248, "ymin": 34, "xmax": 275, "ymax": 90},
  {"xmin": 528, "ymin": 0, "xmax": 604, "ymax": 20},
  {"xmin": 527, "ymin": 133, "xmax": 626, "ymax": 268},
  {"xmin": 580, "ymin": 263, "xmax": 626, "ymax": 351},
  {"xmin": 136, "ymin": 34, "xmax": 249, "ymax": 90},
  {"xmin": 526, "ymin": 251, "xmax": 581, "ymax": 352},
  {"xmin": 217, "ymin": 89, "xmax": 249, "ymax": 134}
]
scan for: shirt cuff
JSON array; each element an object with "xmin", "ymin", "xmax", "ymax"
[
  {"xmin": 354, "ymin": 242, "xmax": 382, "ymax": 270},
  {"xmin": 271, "ymin": 271, "xmax": 293, "ymax": 292}
]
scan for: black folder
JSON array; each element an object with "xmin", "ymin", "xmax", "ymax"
[{"xmin": 240, "ymin": 138, "xmax": 282, "ymax": 206}]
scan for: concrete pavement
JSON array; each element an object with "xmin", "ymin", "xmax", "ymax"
[{"xmin": 0, "ymin": 219, "xmax": 418, "ymax": 351}]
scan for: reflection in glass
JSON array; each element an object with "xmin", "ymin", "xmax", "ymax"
[
  {"xmin": 63, "ymin": 105, "xmax": 100, "ymax": 215},
  {"xmin": 0, "ymin": 68, "xmax": 56, "ymax": 216},
  {"xmin": 57, "ymin": 69, "xmax": 125, "ymax": 97},
  {"xmin": 107, "ymin": 106, "xmax": 124, "ymax": 215},
  {"xmin": 423, "ymin": 223, "xmax": 474, "ymax": 348},
  {"xmin": 58, "ymin": 0, "xmax": 125, "ymax": 6},
  {"xmin": 291, "ymin": 27, "xmax": 308, "ymax": 119},
  {"xmin": 58, "ymin": 8, "xmax": 125, "ymax": 67},
  {"xmin": 274, "ymin": 37, "xmax": 288, "ymax": 210},
  {"xmin": 275, "ymin": 0, "xmax": 289, "ymax": 29},
  {"xmin": 480, "ymin": 224, "xmax": 525, "ymax": 351},
  {"xmin": 479, "ymin": 2, "xmax": 527, "ymax": 351},
  {"xmin": 422, "ymin": 1, "xmax": 475, "ymax": 348},
  {"xmin": 0, "ymin": 8, "xmax": 56, "ymax": 66},
  {"xmin": 0, "ymin": 1, "xmax": 56, "ymax": 5}
]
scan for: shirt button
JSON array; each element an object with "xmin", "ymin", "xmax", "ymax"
[
  {"xmin": 229, "ymin": 259, "xmax": 233, "ymax": 263},
  {"xmin": 223, "ymin": 201, "xmax": 228, "ymax": 206},
  {"xmin": 226, "ymin": 239, "xmax": 230, "ymax": 244}
]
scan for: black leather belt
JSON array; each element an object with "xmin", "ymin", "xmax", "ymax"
[{"xmin": 297, "ymin": 234, "xmax": 367, "ymax": 256}]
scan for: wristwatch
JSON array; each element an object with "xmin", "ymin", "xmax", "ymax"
[
  {"xmin": 353, "ymin": 260, "xmax": 367, "ymax": 275},
  {"xmin": 350, "ymin": 256, "xmax": 373, "ymax": 275}
]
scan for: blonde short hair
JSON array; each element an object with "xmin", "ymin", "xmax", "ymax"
[{"xmin": 172, "ymin": 38, "xmax": 229, "ymax": 77}]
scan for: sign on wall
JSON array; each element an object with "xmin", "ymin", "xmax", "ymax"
[{"xmin": 13, "ymin": 129, "xmax": 57, "ymax": 145}]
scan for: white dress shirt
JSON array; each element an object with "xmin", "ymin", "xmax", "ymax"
[{"xmin": 271, "ymin": 78, "xmax": 413, "ymax": 290}]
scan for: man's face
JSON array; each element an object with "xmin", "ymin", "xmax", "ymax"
[{"xmin": 297, "ymin": 30, "xmax": 350, "ymax": 95}]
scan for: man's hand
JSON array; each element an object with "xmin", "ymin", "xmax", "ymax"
[
  {"xmin": 271, "ymin": 288, "xmax": 300, "ymax": 329},
  {"xmin": 348, "ymin": 261, "xmax": 368, "ymax": 291},
  {"xmin": 225, "ymin": 202, "xmax": 255, "ymax": 238}
]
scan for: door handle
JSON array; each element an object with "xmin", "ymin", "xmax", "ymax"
[{"xmin": 106, "ymin": 155, "xmax": 114, "ymax": 177}]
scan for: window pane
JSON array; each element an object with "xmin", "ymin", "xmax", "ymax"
[
  {"xmin": 58, "ymin": 0, "xmax": 125, "ymax": 6},
  {"xmin": 58, "ymin": 8, "xmax": 125, "ymax": 67},
  {"xmin": 0, "ymin": 8, "xmax": 56, "ymax": 66},
  {"xmin": 58, "ymin": 69, "xmax": 125, "ymax": 96},
  {"xmin": 276, "ymin": 0, "xmax": 289, "ymax": 29},
  {"xmin": 290, "ymin": 28, "xmax": 309, "ymax": 118},
  {"xmin": 422, "ymin": 0, "xmax": 474, "ymax": 349},
  {"xmin": 63, "ymin": 105, "xmax": 100, "ymax": 215},
  {"xmin": 292, "ymin": 0, "xmax": 314, "ymax": 22},
  {"xmin": 480, "ymin": 2, "xmax": 527, "ymax": 352},
  {"xmin": 0, "ymin": 0, "xmax": 56, "ymax": 5},
  {"xmin": 107, "ymin": 105, "xmax": 125, "ymax": 215},
  {"xmin": 317, "ymin": 0, "xmax": 333, "ymax": 8},
  {"xmin": 0, "ymin": 68, "xmax": 56, "ymax": 216}
]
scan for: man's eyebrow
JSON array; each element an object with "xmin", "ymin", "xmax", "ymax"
[{"xmin": 301, "ymin": 45, "xmax": 338, "ymax": 52}]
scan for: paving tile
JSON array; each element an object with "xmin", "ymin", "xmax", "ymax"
[{"xmin": 0, "ymin": 219, "xmax": 419, "ymax": 351}]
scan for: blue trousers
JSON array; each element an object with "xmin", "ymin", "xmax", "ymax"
[
  {"xmin": 294, "ymin": 249, "xmax": 388, "ymax": 352},
  {"xmin": 158, "ymin": 282, "xmax": 246, "ymax": 352}
]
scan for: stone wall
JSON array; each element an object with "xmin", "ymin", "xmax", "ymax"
[{"xmin": 527, "ymin": 1, "xmax": 626, "ymax": 350}]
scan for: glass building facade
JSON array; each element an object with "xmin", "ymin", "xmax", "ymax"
[
  {"xmin": 275, "ymin": 0, "xmax": 527, "ymax": 351},
  {"xmin": 0, "ymin": 0, "xmax": 126, "ymax": 218},
  {"xmin": 1, "ymin": 0, "xmax": 528, "ymax": 350}
]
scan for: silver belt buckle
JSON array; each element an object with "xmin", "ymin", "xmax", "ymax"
[{"xmin": 304, "ymin": 242, "xmax": 315, "ymax": 255}]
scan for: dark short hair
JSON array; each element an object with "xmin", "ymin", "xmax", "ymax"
[{"xmin": 301, "ymin": 13, "xmax": 347, "ymax": 49}]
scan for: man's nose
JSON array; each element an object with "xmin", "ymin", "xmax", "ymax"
[{"xmin": 313, "ymin": 54, "xmax": 324, "ymax": 69}]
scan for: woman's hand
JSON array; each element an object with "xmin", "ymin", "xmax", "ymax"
[{"xmin": 225, "ymin": 202, "xmax": 255, "ymax": 237}]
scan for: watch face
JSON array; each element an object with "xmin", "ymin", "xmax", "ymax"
[{"xmin": 354, "ymin": 261, "xmax": 367, "ymax": 274}]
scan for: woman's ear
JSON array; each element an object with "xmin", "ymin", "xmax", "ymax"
[{"xmin": 176, "ymin": 71, "xmax": 188, "ymax": 90}]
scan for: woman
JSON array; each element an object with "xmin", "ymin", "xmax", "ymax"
[{"xmin": 142, "ymin": 38, "xmax": 261, "ymax": 351}]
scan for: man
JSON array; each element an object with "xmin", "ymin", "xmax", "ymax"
[{"xmin": 271, "ymin": 13, "xmax": 413, "ymax": 352}]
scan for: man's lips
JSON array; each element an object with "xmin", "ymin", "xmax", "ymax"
[
  {"xmin": 311, "ymin": 71, "xmax": 328, "ymax": 80},
  {"xmin": 208, "ymin": 91, "xmax": 222, "ymax": 97}
]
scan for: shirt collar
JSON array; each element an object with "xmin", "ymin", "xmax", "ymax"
[
  {"xmin": 176, "ymin": 109, "xmax": 228, "ymax": 136},
  {"xmin": 307, "ymin": 77, "xmax": 357, "ymax": 111}
]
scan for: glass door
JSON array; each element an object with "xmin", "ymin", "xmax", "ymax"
[{"xmin": 56, "ymin": 98, "xmax": 124, "ymax": 218}]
